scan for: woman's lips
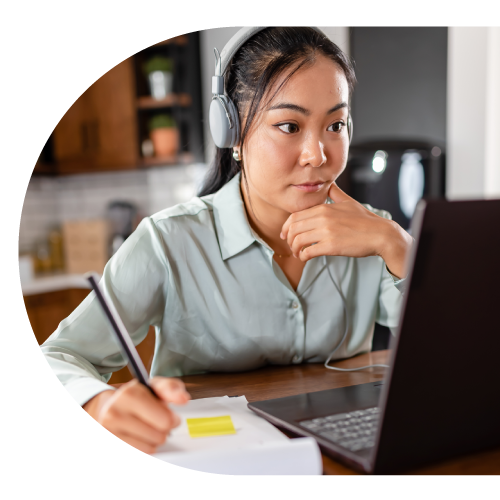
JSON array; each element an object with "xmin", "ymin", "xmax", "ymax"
[{"xmin": 292, "ymin": 182, "xmax": 325, "ymax": 193}]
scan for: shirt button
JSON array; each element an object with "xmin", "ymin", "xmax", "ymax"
[{"xmin": 292, "ymin": 301, "xmax": 299, "ymax": 309}]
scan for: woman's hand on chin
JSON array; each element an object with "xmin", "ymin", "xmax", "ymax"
[{"xmin": 280, "ymin": 182, "xmax": 413, "ymax": 279}]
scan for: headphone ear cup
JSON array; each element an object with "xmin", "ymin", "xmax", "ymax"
[
  {"xmin": 209, "ymin": 95, "xmax": 240, "ymax": 148},
  {"xmin": 347, "ymin": 115, "xmax": 353, "ymax": 144}
]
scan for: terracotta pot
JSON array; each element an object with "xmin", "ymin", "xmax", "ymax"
[{"xmin": 150, "ymin": 127, "xmax": 179, "ymax": 157}]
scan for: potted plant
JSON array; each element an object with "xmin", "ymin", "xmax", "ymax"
[
  {"xmin": 149, "ymin": 114, "xmax": 179, "ymax": 157},
  {"xmin": 143, "ymin": 56, "xmax": 174, "ymax": 100}
]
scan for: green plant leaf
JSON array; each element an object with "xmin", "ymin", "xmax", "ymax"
[
  {"xmin": 149, "ymin": 114, "xmax": 177, "ymax": 130},
  {"xmin": 143, "ymin": 56, "xmax": 173, "ymax": 75}
]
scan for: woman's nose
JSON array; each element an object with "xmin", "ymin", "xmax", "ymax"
[{"xmin": 298, "ymin": 134, "xmax": 327, "ymax": 168}]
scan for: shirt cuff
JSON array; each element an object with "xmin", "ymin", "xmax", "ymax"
[
  {"xmin": 386, "ymin": 265, "xmax": 407, "ymax": 295},
  {"xmin": 65, "ymin": 377, "xmax": 116, "ymax": 407}
]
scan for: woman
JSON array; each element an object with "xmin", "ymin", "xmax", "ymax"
[{"xmin": 42, "ymin": 27, "xmax": 412, "ymax": 454}]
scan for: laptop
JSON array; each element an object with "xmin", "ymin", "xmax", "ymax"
[{"xmin": 248, "ymin": 198, "xmax": 500, "ymax": 474}]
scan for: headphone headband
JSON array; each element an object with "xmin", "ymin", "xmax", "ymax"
[{"xmin": 216, "ymin": 26, "xmax": 326, "ymax": 77}]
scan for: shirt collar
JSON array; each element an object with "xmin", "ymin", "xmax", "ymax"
[{"xmin": 212, "ymin": 172, "xmax": 257, "ymax": 260}]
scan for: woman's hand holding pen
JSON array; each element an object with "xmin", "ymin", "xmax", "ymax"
[
  {"xmin": 280, "ymin": 182, "xmax": 413, "ymax": 279},
  {"xmin": 83, "ymin": 377, "xmax": 190, "ymax": 454}
]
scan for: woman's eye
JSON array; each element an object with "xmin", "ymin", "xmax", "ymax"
[
  {"xmin": 328, "ymin": 121, "xmax": 344, "ymax": 133},
  {"xmin": 276, "ymin": 123, "xmax": 299, "ymax": 134}
]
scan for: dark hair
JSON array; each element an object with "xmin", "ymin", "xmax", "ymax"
[{"xmin": 198, "ymin": 27, "xmax": 357, "ymax": 197}]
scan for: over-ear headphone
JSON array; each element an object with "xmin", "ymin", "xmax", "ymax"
[{"xmin": 209, "ymin": 27, "xmax": 353, "ymax": 150}]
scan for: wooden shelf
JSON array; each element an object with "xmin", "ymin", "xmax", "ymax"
[
  {"xmin": 33, "ymin": 161, "xmax": 56, "ymax": 176},
  {"xmin": 39, "ymin": 32, "xmax": 203, "ymax": 177},
  {"xmin": 136, "ymin": 93, "xmax": 192, "ymax": 109},
  {"xmin": 153, "ymin": 35, "xmax": 189, "ymax": 47},
  {"xmin": 36, "ymin": 154, "xmax": 197, "ymax": 173},
  {"xmin": 139, "ymin": 152, "xmax": 195, "ymax": 167}
]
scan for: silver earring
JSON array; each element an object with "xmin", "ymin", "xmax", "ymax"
[{"xmin": 232, "ymin": 150, "xmax": 241, "ymax": 162}]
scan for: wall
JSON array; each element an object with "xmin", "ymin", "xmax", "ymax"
[
  {"xmin": 447, "ymin": 27, "xmax": 500, "ymax": 200},
  {"xmin": 19, "ymin": 164, "xmax": 207, "ymax": 252},
  {"xmin": 350, "ymin": 27, "xmax": 448, "ymax": 146},
  {"xmin": 19, "ymin": 178, "xmax": 59, "ymax": 253}
]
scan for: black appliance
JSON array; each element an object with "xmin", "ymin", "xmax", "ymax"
[
  {"xmin": 107, "ymin": 201, "xmax": 138, "ymax": 255},
  {"xmin": 344, "ymin": 140, "xmax": 446, "ymax": 230}
]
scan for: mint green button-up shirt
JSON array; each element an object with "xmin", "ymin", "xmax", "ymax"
[{"xmin": 41, "ymin": 173, "xmax": 404, "ymax": 406}]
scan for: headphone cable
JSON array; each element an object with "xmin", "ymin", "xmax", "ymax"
[{"xmin": 323, "ymin": 264, "xmax": 390, "ymax": 372}]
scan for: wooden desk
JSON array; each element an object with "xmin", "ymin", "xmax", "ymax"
[{"xmin": 178, "ymin": 350, "xmax": 500, "ymax": 475}]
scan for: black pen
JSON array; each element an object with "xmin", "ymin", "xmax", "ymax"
[{"xmin": 85, "ymin": 272, "xmax": 157, "ymax": 398}]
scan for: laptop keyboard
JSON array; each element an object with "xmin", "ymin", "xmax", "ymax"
[{"xmin": 299, "ymin": 407, "xmax": 381, "ymax": 452}]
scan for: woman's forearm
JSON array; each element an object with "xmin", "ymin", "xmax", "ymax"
[{"xmin": 379, "ymin": 220, "xmax": 414, "ymax": 280}]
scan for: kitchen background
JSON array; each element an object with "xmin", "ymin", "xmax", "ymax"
[{"xmin": 20, "ymin": 27, "xmax": 500, "ymax": 382}]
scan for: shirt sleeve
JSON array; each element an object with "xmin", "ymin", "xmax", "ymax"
[
  {"xmin": 362, "ymin": 203, "xmax": 408, "ymax": 297},
  {"xmin": 375, "ymin": 263, "xmax": 405, "ymax": 337},
  {"xmin": 385, "ymin": 265, "xmax": 407, "ymax": 295},
  {"xmin": 41, "ymin": 217, "xmax": 169, "ymax": 406}
]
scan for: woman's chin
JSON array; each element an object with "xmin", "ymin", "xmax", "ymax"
[{"xmin": 284, "ymin": 192, "xmax": 328, "ymax": 213}]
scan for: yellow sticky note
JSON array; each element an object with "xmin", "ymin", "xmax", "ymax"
[{"xmin": 186, "ymin": 415, "xmax": 237, "ymax": 438}]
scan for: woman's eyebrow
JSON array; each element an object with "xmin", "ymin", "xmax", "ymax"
[
  {"xmin": 267, "ymin": 103, "xmax": 310, "ymax": 115},
  {"xmin": 267, "ymin": 101, "xmax": 348, "ymax": 115},
  {"xmin": 326, "ymin": 102, "xmax": 348, "ymax": 115}
]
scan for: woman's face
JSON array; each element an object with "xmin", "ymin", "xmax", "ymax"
[{"xmin": 241, "ymin": 54, "xmax": 350, "ymax": 215}]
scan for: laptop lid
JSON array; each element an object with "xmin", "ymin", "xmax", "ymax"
[{"xmin": 373, "ymin": 198, "xmax": 500, "ymax": 473}]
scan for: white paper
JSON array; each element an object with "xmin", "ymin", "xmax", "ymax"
[
  {"xmin": 156, "ymin": 437, "xmax": 321, "ymax": 475},
  {"xmin": 152, "ymin": 396, "xmax": 322, "ymax": 475}
]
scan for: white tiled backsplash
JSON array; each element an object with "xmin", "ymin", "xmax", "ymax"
[{"xmin": 19, "ymin": 163, "xmax": 208, "ymax": 252}]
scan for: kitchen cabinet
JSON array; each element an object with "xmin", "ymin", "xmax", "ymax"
[
  {"xmin": 53, "ymin": 59, "xmax": 138, "ymax": 174},
  {"xmin": 35, "ymin": 33, "xmax": 204, "ymax": 175},
  {"xmin": 25, "ymin": 287, "xmax": 155, "ymax": 385},
  {"xmin": 24, "ymin": 288, "xmax": 91, "ymax": 344}
]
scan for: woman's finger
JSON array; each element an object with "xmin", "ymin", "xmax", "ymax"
[
  {"xmin": 116, "ymin": 380, "xmax": 175, "ymax": 433},
  {"xmin": 286, "ymin": 216, "xmax": 324, "ymax": 250},
  {"xmin": 110, "ymin": 412, "xmax": 170, "ymax": 447},
  {"xmin": 298, "ymin": 241, "xmax": 335, "ymax": 262},
  {"xmin": 328, "ymin": 182, "xmax": 354, "ymax": 204},
  {"xmin": 281, "ymin": 205, "xmax": 326, "ymax": 240},
  {"xmin": 289, "ymin": 229, "xmax": 326, "ymax": 259},
  {"xmin": 113, "ymin": 431, "xmax": 158, "ymax": 455},
  {"xmin": 150, "ymin": 377, "xmax": 191, "ymax": 405}
]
